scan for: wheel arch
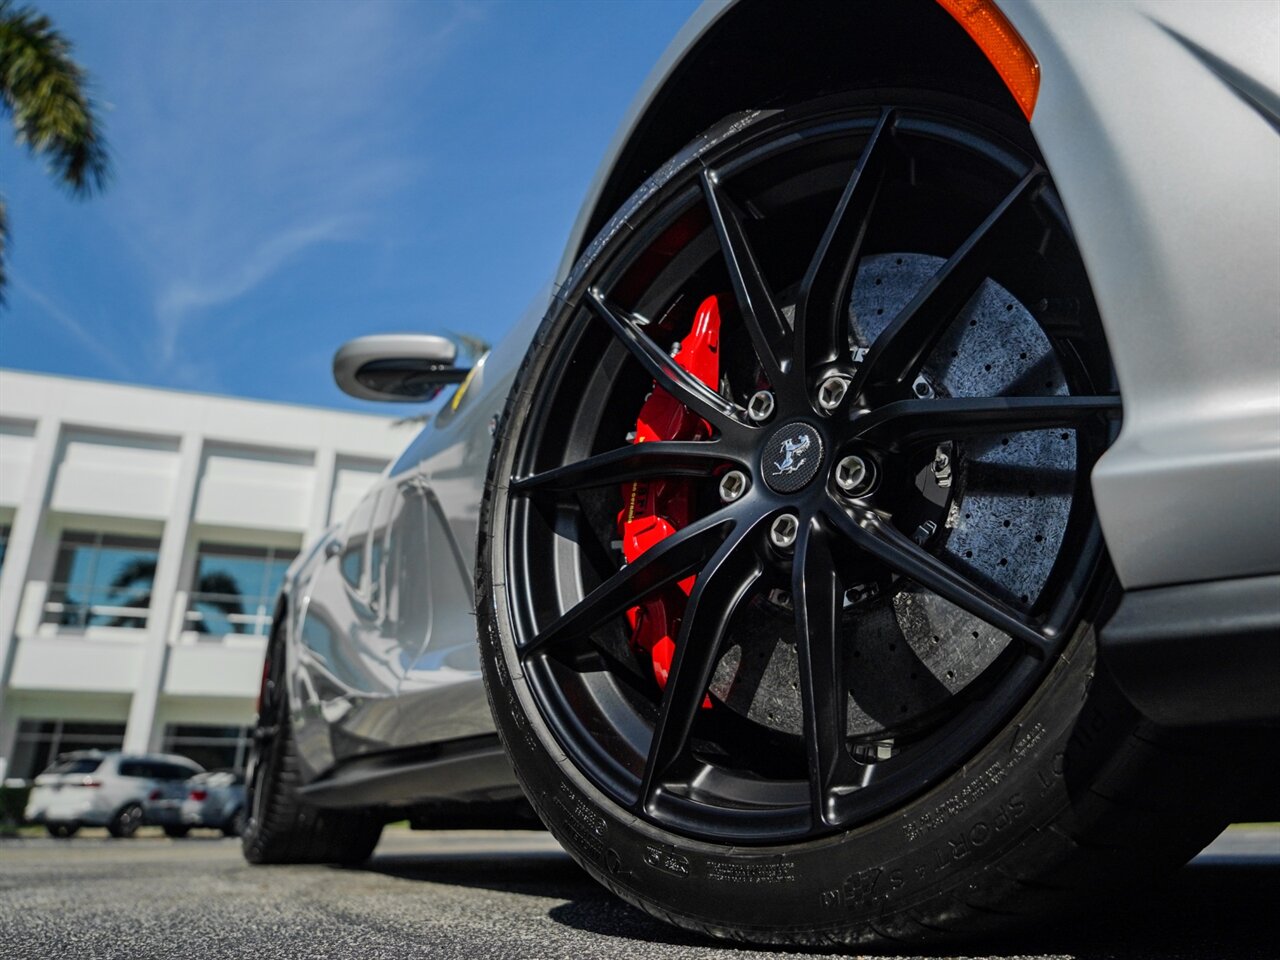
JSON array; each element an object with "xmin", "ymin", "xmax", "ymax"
[
  {"xmin": 562, "ymin": 0, "xmax": 1280, "ymax": 591},
  {"xmin": 557, "ymin": 0, "xmax": 1023, "ymax": 284}
]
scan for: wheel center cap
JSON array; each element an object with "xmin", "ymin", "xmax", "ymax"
[{"xmin": 761, "ymin": 421, "xmax": 824, "ymax": 493}]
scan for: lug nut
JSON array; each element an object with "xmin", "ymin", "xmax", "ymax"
[
  {"xmin": 835, "ymin": 455, "xmax": 871, "ymax": 495},
  {"xmin": 769, "ymin": 513, "xmax": 799, "ymax": 550},
  {"xmin": 718, "ymin": 470, "xmax": 748, "ymax": 503},
  {"xmin": 747, "ymin": 390, "xmax": 775, "ymax": 423},
  {"xmin": 817, "ymin": 376, "xmax": 849, "ymax": 411}
]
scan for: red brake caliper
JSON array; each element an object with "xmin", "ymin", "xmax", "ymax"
[{"xmin": 616, "ymin": 295, "xmax": 721, "ymax": 703}]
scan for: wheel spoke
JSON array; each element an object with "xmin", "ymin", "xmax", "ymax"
[
  {"xmin": 701, "ymin": 169, "xmax": 788, "ymax": 383},
  {"xmin": 852, "ymin": 395, "xmax": 1120, "ymax": 450},
  {"xmin": 792, "ymin": 517, "xmax": 851, "ymax": 827},
  {"xmin": 584, "ymin": 289, "xmax": 742, "ymax": 435},
  {"xmin": 521, "ymin": 509, "xmax": 738, "ymax": 657},
  {"xmin": 794, "ymin": 109, "xmax": 896, "ymax": 372},
  {"xmin": 824, "ymin": 501, "xmax": 1053, "ymax": 656},
  {"xmin": 638, "ymin": 511, "xmax": 768, "ymax": 808},
  {"xmin": 511, "ymin": 439, "xmax": 735, "ymax": 494},
  {"xmin": 856, "ymin": 168, "xmax": 1047, "ymax": 391}
]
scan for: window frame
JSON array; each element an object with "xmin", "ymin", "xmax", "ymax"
[
  {"xmin": 42, "ymin": 530, "xmax": 162, "ymax": 630},
  {"xmin": 183, "ymin": 542, "xmax": 297, "ymax": 638}
]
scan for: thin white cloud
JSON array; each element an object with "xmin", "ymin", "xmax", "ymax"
[
  {"xmin": 11, "ymin": 277, "xmax": 133, "ymax": 379},
  {"xmin": 154, "ymin": 215, "xmax": 350, "ymax": 363},
  {"xmin": 101, "ymin": 0, "xmax": 485, "ymax": 383}
]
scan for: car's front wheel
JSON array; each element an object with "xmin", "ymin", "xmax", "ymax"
[
  {"xmin": 476, "ymin": 94, "xmax": 1247, "ymax": 947},
  {"xmin": 241, "ymin": 616, "xmax": 383, "ymax": 865}
]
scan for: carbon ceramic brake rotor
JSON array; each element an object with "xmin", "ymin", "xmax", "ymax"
[{"xmin": 709, "ymin": 252, "xmax": 1076, "ymax": 740}]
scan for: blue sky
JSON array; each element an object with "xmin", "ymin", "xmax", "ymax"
[{"xmin": 2, "ymin": 0, "xmax": 700, "ymax": 411}]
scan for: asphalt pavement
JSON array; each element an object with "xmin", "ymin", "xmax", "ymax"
[{"xmin": 0, "ymin": 825, "xmax": 1276, "ymax": 959}]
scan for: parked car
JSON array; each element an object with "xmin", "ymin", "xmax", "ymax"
[
  {"xmin": 242, "ymin": 0, "xmax": 1279, "ymax": 948},
  {"xmin": 26, "ymin": 751, "xmax": 204, "ymax": 838},
  {"xmin": 145, "ymin": 769, "xmax": 245, "ymax": 837},
  {"xmin": 180, "ymin": 770, "xmax": 247, "ymax": 837}
]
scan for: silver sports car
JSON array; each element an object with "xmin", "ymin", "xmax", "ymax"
[{"xmin": 242, "ymin": 0, "xmax": 1279, "ymax": 947}]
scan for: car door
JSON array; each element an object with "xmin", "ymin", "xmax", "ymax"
[
  {"xmin": 378, "ymin": 471, "xmax": 488, "ymax": 747},
  {"xmin": 294, "ymin": 485, "xmax": 404, "ymax": 768}
]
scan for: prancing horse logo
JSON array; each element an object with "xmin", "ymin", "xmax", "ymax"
[{"xmin": 773, "ymin": 434, "xmax": 812, "ymax": 475}]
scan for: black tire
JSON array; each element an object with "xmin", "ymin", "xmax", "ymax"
[
  {"xmin": 163, "ymin": 825, "xmax": 190, "ymax": 839},
  {"xmin": 241, "ymin": 620, "xmax": 383, "ymax": 866},
  {"xmin": 45, "ymin": 823, "xmax": 79, "ymax": 838},
  {"xmin": 476, "ymin": 95, "xmax": 1247, "ymax": 948},
  {"xmin": 107, "ymin": 803, "xmax": 144, "ymax": 839},
  {"xmin": 222, "ymin": 808, "xmax": 246, "ymax": 838}
]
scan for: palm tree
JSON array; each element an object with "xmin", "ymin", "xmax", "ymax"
[
  {"xmin": 0, "ymin": 0, "xmax": 109, "ymax": 302},
  {"xmin": 99, "ymin": 558, "xmax": 247, "ymax": 633}
]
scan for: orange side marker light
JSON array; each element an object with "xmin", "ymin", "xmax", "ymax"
[{"xmin": 937, "ymin": 0, "xmax": 1041, "ymax": 121}]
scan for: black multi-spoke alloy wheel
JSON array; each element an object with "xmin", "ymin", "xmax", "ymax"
[
  {"xmin": 477, "ymin": 95, "xmax": 1241, "ymax": 946},
  {"xmin": 241, "ymin": 616, "xmax": 383, "ymax": 865}
]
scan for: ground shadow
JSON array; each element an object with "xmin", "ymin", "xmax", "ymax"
[
  {"xmin": 352, "ymin": 848, "xmax": 725, "ymax": 949},
  {"xmin": 356, "ymin": 849, "xmax": 598, "ymax": 903},
  {"xmin": 354, "ymin": 847, "xmax": 1280, "ymax": 958}
]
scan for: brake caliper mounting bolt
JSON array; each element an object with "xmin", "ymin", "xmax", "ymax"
[
  {"xmin": 769, "ymin": 513, "xmax": 799, "ymax": 550},
  {"xmin": 719, "ymin": 470, "xmax": 748, "ymax": 503},
  {"xmin": 817, "ymin": 376, "xmax": 849, "ymax": 411},
  {"xmin": 747, "ymin": 390, "xmax": 775, "ymax": 423},
  {"xmin": 932, "ymin": 448, "xmax": 952, "ymax": 487},
  {"xmin": 835, "ymin": 455, "xmax": 870, "ymax": 495}
]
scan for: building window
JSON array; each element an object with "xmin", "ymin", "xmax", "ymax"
[
  {"xmin": 43, "ymin": 531, "xmax": 161, "ymax": 629},
  {"xmin": 185, "ymin": 543, "xmax": 295, "ymax": 637},
  {"xmin": 161, "ymin": 724, "xmax": 251, "ymax": 772},
  {"xmin": 9, "ymin": 719, "xmax": 126, "ymax": 780},
  {"xmin": 0, "ymin": 523, "xmax": 10, "ymax": 571}
]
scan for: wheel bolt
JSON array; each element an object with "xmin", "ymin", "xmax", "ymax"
[
  {"xmin": 817, "ymin": 376, "xmax": 849, "ymax": 411},
  {"xmin": 719, "ymin": 470, "xmax": 748, "ymax": 503},
  {"xmin": 835, "ymin": 455, "xmax": 871, "ymax": 495},
  {"xmin": 747, "ymin": 390, "xmax": 775, "ymax": 423},
  {"xmin": 769, "ymin": 513, "xmax": 799, "ymax": 550}
]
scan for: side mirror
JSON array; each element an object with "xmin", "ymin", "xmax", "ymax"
[{"xmin": 332, "ymin": 334, "xmax": 470, "ymax": 403}]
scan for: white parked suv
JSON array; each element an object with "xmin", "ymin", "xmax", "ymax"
[{"xmin": 25, "ymin": 751, "xmax": 203, "ymax": 838}]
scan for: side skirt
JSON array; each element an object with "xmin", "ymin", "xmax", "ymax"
[
  {"xmin": 1100, "ymin": 574, "xmax": 1280, "ymax": 727},
  {"xmin": 297, "ymin": 734, "xmax": 525, "ymax": 812}
]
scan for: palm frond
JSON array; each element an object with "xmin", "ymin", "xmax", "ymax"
[
  {"xmin": 108, "ymin": 557, "xmax": 156, "ymax": 594},
  {"xmin": 0, "ymin": 0, "xmax": 110, "ymax": 195}
]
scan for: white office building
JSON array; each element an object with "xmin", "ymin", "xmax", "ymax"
[{"xmin": 0, "ymin": 369, "xmax": 416, "ymax": 779}]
